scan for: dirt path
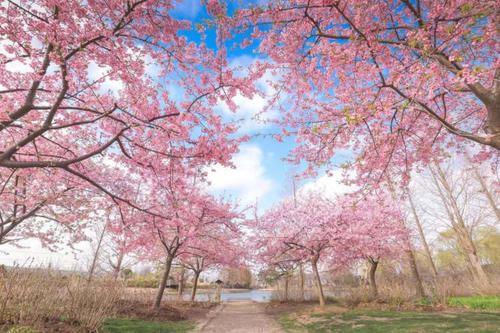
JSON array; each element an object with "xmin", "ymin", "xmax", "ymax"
[{"xmin": 194, "ymin": 300, "xmax": 285, "ymax": 333}]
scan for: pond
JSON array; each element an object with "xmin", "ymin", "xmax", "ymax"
[
  {"xmin": 168, "ymin": 289, "xmax": 274, "ymax": 302},
  {"xmin": 168, "ymin": 289, "xmax": 340, "ymax": 302}
]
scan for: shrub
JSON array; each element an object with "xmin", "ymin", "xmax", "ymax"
[
  {"xmin": 0, "ymin": 266, "xmax": 122, "ymax": 332},
  {"xmin": 125, "ymin": 273, "xmax": 160, "ymax": 289}
]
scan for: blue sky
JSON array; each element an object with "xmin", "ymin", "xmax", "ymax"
[
  {"xmin": 168, "ymin": 0, "xmax": 299, "ymax": 210},
  {"xmin": 165, "ymin": 0, "xmax": 354, "ymax": 213}
]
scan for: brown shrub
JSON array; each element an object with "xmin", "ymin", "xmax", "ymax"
[{"xmin": 0, "ymin": 266, "xmax": 122, "ymax": 332}]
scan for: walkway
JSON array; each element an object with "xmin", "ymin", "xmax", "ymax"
[{"xmin": 195, "ymin": 300, "xmax": 284, "ymax": 333}]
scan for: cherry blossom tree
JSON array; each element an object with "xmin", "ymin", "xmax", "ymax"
[
  {"xmin": 253, "ymin": 189, "xmax": 412, "ymax": 304},
  {"xmin": 225, "ymin": 0, "xmax": 498, "ymax": 186},
  {"xmin": 0, "ymin": 167, "xmax": 93, "ymax": 248},
  {"xmin": 123, "ymin": 164, "xmax": 243, "ymax": 309},
  {"xmin": 340, "ymin": 193, "xmax": 407, "ymax": 297},
  {"xmin": 181, "ymin": 231, "xmax": 244, "ymax": 302},
  {"xmin": 253, "ymin": 192, "xmax": 348, "ymax": 307},
  {"xmin": 0, "ymin": 0, "xmax": 254, "ymax": 225}
]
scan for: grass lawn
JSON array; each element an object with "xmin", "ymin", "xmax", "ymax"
[
  {"xmin": 448, "ymin": 295, "xmax": 500, "ymax": 310},
  {"xmin": 279, "ymin": 309, "xmax": 500, "ymax": 332},
  {"xmin": 102, "ymin": 318, "xmax": 196, "ymax": 333}
]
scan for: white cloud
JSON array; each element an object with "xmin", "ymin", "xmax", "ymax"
[
  {"xmin": 87, "ymin": 61, "xmax": 124, "ymax": 96},
  {"xmin": 207, "ymin": 144, "xmax": 273, "ymax": 205},
  {"xmin": 0, "ymin": 239, "xmax": 87, "ymax": 271},
  {"xmin": 299, "ymin": 169, "xmax": 354, "ymax": 198}
]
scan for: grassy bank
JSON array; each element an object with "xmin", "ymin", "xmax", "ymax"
[
  {"xmin": 279, "ymin": 308, "xmax": 500, "ymax": 332},
  {"xmin": 447, "ymin": 295, "xmax": 500, "ymax": 310}
]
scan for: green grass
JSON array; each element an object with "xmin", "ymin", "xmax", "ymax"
[
  {"xmin": 102, "ymin": 318, "xmax": 196, "ymax": 333},
  {"xmin": 279, "ymin": 310, "xmax": 500, "ymax": 332},
  {"xmin": 448, "ymin": 295, "xmax": 500, "ymax": 310}
]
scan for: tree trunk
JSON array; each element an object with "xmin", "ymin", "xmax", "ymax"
[
  {"xmin": 362, "ymin": 261, "xmax": 370, "ymax": 288},
  {"xmin": 405, "ymin": 249, "xmax": 425, "ymax": 298},
  {"xmin": 311, "ymin": 256, "xmax": 325, "ymax": 307},
  {"xmin": 113, "ymin": 250, "xmax": 125, "ymax": 280},
  {"xmin": 484, "ymin": 68, "xmax": 500, "ymax": 149},
  {"xmin": 177, "ymin": 265, "xmax": 185, "ymax": 299},
  {"xmin": 299, "ymin": 264, "xmax": 305, "ymax": 302},
  {"xmin": 283, "ymin": 274, "xmax": 289, "ymax": 301},
  {"xmin": 408, "ymin": 192, "xmax": 439, "ymax": 288},
  {"xmin": 190, "ymin": 271, "xmax": 200, "ymax": 302},
  {"xmin": 367, "ymin": 257, "xmax": 378, "ymax": 298},
  {"xmin": 88, "ymin": 221, "xmax": 107, "ymax": 282},
  {"xmin": 153, "ymin": 255, "xmax": 174, "ymax": 310}
]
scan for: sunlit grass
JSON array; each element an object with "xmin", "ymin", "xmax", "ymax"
[
  {"xmin": 102, "ymin": 318, "xmax": 196, "ymax": 333},
  {"xmin": 448, "ymin": 295, "xmax": 500, "ymax": 310}
]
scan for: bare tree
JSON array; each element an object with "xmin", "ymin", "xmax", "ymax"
[{"xmin": 429, "ymin": 162, "xmax": 491, "ymax": 288}]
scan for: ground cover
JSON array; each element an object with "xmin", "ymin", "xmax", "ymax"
[
  {"xmin": 447, "ymin": 295, "xmax": 500, "ymax": 310},
  {"xmin": 102, "ymin": 318, "xmax": 195, "ymax": 333},
  {"xmin": 279, "ymin": 309, "xmax": 500, "ymax": 332}
]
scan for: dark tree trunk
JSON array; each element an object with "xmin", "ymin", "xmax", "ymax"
[
  {"xmin": 367, "ymin": 257, "xmax": 378, "ymax": 297},
  {"xmin": 153, "ymin": 255, "xmax": 174, "ymax": 310},
  {"xmin": 311, "ymin": 255, "xmax": 325, "ymax": 307},
  {"xmin": 190, "ymin": 271, "xmax": 200, "ymax": 302}
]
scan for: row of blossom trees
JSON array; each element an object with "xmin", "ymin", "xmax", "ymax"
[
  {"xmin": 251, "ymin": 191, "xmax": 407, "ymax": 306},
  {"xmin": 0, "ymin": 0, "xmax": 252, "ymax": 309}
]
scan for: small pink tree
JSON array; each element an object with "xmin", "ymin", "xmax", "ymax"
[
  {"xmin": 338, "ymin": 193, "xmax": 408, "ymax": 297},
  {"xmin": 254, "ymin": 192, "xmax": 347, "ymax": 306}
]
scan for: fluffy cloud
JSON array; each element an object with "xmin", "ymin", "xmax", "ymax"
[
  {"xmin": 207, "ymin": 144, "xmax": 273, "ymax": 205},
  {"xmin": 299, "ymin": 169, "xmax": 354, "ymax": 198},
  {"xmin": 86, "ymin": 61, "xmax": 124, "ymax": 96}
]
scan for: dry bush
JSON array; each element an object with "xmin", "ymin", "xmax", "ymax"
[{"xmin": 0, "ymin": 266, "xmax": 122, "ymax": 332}]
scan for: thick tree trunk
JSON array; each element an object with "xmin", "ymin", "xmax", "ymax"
[
  {"xmin": 311, "ymin": 256, "xmax": 325, "ymax": 307},
  {"xmin": 190, "ymin": 271, "xmax": 200, "ymax": 302},
  {"xmin": 362, "ymin": 261, "xmax": 370, "ymax": 288},
  {"xmin": 408, "ymin": 192, "xmax": 439, "ymax": 288},
  {"xmin": 484, "ymin": 68, "xmax": 500, "ymax": 149},
  {"xmin": 299, "ymin": 264, "xmax": 305, "ymax": 302},
  {"xmin": 367, "ymin": 257, "xmax": 378, "ymax": 298},
  {"xmin": 405, "ymin": 249, "xmax": 425, "ymax": 298},
  {"xmin": 177, "ymin": 265, "xmax": 185, "ymax": 299},
  {"xmin": 153, "ymin": 255, "xmax": 174, "ymax": 310},
  {"xmin": 431, "ymin": 163, "xmax": 491, "ymax": 288}
]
